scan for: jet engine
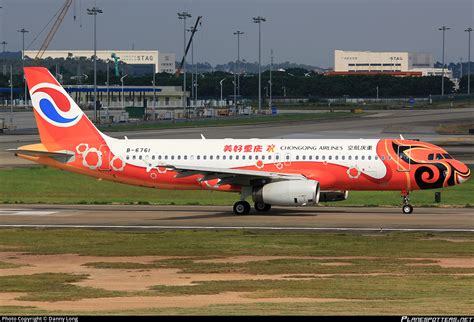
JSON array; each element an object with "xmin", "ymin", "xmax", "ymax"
[{"xmin": 252, "ymin": 180, "xmax": 320, "ymax": 206}]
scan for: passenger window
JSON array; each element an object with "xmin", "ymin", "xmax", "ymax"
[
  {"xmin": 302, "ymin": 155, "xmax": 306, "ymax": 160},
  {"xmin": 268, "ymin": 155, "xmax": 272, "ymax": 160},
  {"xmin": 276, "ymin": 155, "xmax": 280, "ymax": 160},
  {"xmin": 355, "ymin": 156, "xmax": 358, "ymax": 160},
  {"xmin": 210, "ymin": 155, "xmax": 213, "ymax": 160},
  {"xmin": 184, "ymin": 155, "xmax": 188, "ymax": 160},
  {"xmin": 197, "ymin": 155, "xmax": 200, "ymax": 160},
  {"xmin": 249, "ymin": 155, "xmax": 253, "ymax": 160},
  {"xmin": 223, "ymin": 155, "xmax": 227, "ymax": 160},
  {"xmin": 158, "ymin": 155, "xmax": 162, "ymax": 160},
  {"xmin": 126, "ymin": 156, "xmax": 130, "ymax": 160},
  {"xmin": 229, "ymin": 155, "xmax": 233, "ymax": 160},
  {"xmin": 242, "ymin": 155, "xmax": 246, "ymax": 160},
  {"xmin": 322, "ymin": 155, "xmax": 326, "ymax": 160},
  {"xmin": 315, "ymin": 155, "xmax": 319, "ymax": 160},
  {"xmin": 309, "ymin": 155, "xmax": 312, "ymax": 160},
  {"xmin": 132, "ymin": 155, "xmax": 136, "ymax": 160},
  {"xmin": 178, "ymin": 155, "xmax": 181, "ymax": 160},
  {"xmin": 171, "ymin": 156, "xmax": 174, "ymax": 160},
  {"xmin": 203, "ymin": 155, "xmax": 207, "ymax": 160},
  {"xmin": 236, "ymin": 155, "xmax": 239, "ymax": 160},
  {"xmin": 368, "ymin": 156, "xmax": 371, "ymax": 160},
  {"xmin": 335, "ymin": 156, "xmax": 338, "ymax": 160},
  {"xmin": 341, "ymin": 156, "xmax": 345, "ymax": 160},
  {"xmin": 374, "ymin": 156, "xmax": 378, "ymax": 160},
  {"xmin": 139, "ymin": 155, "xmax": 142, "ymax": 160},
  {"xmin": 286, "ymin": 155, "xmax": 290, "ymax": 160},
  {"xmin": 328, "ymin": 155, "xmax": 332, "ymax": 160},
  {"xmin": 152, "ymin": 155, "xmax": 155, "ymax": 160},
  {"xmin": 296, "ymin": 155, "xmax": 299, "ymax": 160},
  {"xmin": 361, "ymin": 155, "xmax": 365, "ymax": 160},
  {"xmin": 348, "ymin": 155, "xmax": 352, "ymax": 160},
  {"xmin": 262, "ymin": 155, "xmax": 265, "ymax": 160},
  {"xmin": 216, "ymin": 155, "xmax": 219, "ymax": 160}
]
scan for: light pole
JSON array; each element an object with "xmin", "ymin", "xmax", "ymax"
[
  {"xmin": 121, "ymin": 74, "xmax": 128, "ymax": 110},
  {"xmin": 18, "ymin": 28, "xmax": 28, "ymax": 108},
  {"xmin": 1, "ymin": 41, "xmax": 7, "ymax": 52},
  {"xmin": 376, "ymin": 86, "xmax": 379, "ymax": 100},
  {"xmin": 87, "ymin": 6, "xmax": 103, "ymax": 123},
  {"xmin": 269, "ymin": 48, "xmax": 273, "ymax": 108},
  {"xmin": 9, "ymin": 65, "xmax": 13, "ymax": 129},
  {"xmin": 187, "ymin": 27, "xmax": 196, "ymax": 105},
  {"xmin": 152, "ymin": 64, "xmax": 156, "ymax": 109},
  {"xmin": 438, "ymin": 26, "xmax": 450, "ymax": 96},
  {"xmin": 253, "ymin": 16, "xmax": 266, "ymax": 113},
  {"xmin": 234, "ymin": 31, "xmax": 244, "ymax": 108},
  {"xmin": 466, "ymin": 27, "xmax": 472, "ymax": 94},
  {"xmin": 178, "ymin": 11, "xmax": 192, "ymax": 117},
  {"xmin": 106, "ymin": 59, "xmax": 110, "ymax": 108},
  {"xmin": 220, "ymin": 78, "xmax": 226, "ymax": 103}
]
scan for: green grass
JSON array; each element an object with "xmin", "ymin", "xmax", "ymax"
[
  {"xmin": 0, "ymin": 229, "xmax": 473, "ymax": 258},
  {"xmin": 0, "ymin": 166, "xmax": 472, "ymax": 206},
  {"xmin": 149, "ymin": 275, "xmax": 474, "ymax": 300},
  {"xmin": 99, "ymin": 112, "xmax": 356, "ymax": 132},
  {"xmin": 0, "ymin": 261, "xmax": 22, "ymax": 269},
  {"xmin": 0, "ymin": 229, "xmax": 472, "ymax": 314},
  {"xmin": 0, "ymin": 273, "xmax": 125, "ymax": 302},
  {"xmin": 84, "ymin": 257, "xmax": 474, "ymax": 275}
]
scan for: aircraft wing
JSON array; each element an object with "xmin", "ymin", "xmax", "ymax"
[{"xmin": 168, "ymin": 164, "xmax": 306, "ymax": 186}]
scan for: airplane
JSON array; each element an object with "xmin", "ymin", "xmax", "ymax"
[{"xmin": 9, "ymin": 67, "xmax": 471, "ymax": 215}]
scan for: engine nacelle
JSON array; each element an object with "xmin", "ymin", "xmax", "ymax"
[
  {"xmin": 252, "ymin": 180, "xmax": 320, "ymax": 206},
  {"xmin": 319, "ymin": 191, "xmax": 349, "ymax": 202}
]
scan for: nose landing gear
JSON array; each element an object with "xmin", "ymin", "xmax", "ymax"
[{"xmin": 401, "ymin": 191, "xmax": 413, "ymax": 214}]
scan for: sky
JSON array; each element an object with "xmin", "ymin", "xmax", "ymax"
[{"xmin": 0, "ymin": 0, "xmax": 473, "ymax": 68}]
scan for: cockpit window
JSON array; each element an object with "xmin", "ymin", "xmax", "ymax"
[
  {"xmin": 443, "ymin": 153, "xmax": 453, "ymax": 159},
  {"xmin": 436, "ymin": 153, "xmax": 444, "ymax": 160},
  {"xmin": 428, "ymin": 153, "xmax": 434, "ymax": 160}
]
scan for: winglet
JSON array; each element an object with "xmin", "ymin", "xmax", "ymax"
[
  {"xmin": 200, "ymin": 134, "xmax": 206, "ymax": 140},
  {"xmin": 400, "ymin": 134, "xmax": 405, "ymax": 140}
]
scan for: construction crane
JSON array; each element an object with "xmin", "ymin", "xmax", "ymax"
[
  {"xmin": 175, "ymin": 16, "xmax": 202, "ymax": 77},
  {"xmin": 35, "ymin": 0, "xmax": 74, "ymax": 59}
]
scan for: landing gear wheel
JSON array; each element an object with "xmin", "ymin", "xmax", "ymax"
[
  {"xmin": 233, "ymin": 201, "xmax": 251, "ymax": 215},
  {"xmin": 402, "ymin": 204, "xmax": 413, "ymax": 214},
  {"xmin": 254, "ymin": 202, "xmax": 272, "ymax": 212}
]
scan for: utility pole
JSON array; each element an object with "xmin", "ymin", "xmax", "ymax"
[
  {"xmin": 178, "ymin": 11, "xmax": 192, "ymax": 117},
  {"xmin": 187, "ymin": 26, "xmax": 197, "ymax": 108},
  {"xmin": 18, "ymin": 28, "xmax": 28, "ymax": 108},
  {"xmin": 466, "ymin": 27, "xmax": 472, "ymax": 94},
  {"xmin": 269, "ymin": 48, "xmax": 273, "ymax": 108},
  {"xmin": 9, "ymin": 65, "xmax": 13, "ymax": 129},
  {"xmin": 253, "ymin": 16, "xmax": 266, "ymax": 113},
  {"xmin": 234, "ymin": 31, "xmax": 244, "ymax": 108},
  {"xmin": 1, "ymin": 41, "xmax": 7, "ymax": 52},
  {"xmin": 87, "ymin": 6, "xmax": 103, "ymax": 123},
  {"xmin": 438, "ymin": 26, "xmax": 450, "ymax": 96}
]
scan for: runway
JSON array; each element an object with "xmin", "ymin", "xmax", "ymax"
[{"xmin": 0, "ymin": 205, "xmax": 472, "ymax": 232}]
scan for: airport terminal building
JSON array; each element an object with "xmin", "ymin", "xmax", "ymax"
[
  {"xmin": 330, "ymin": 50, "xmax": 452, "ymax": 78},
  {"xmin": 24, "ymin": 50, "xmax": 176, "ymax": 74}
]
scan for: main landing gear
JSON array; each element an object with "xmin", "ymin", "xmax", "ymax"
[
  {"xmin": 233, "ymin": 201, "xmax": 251, "ymax": 215},
  {"xmin": 232, "ymin": 201, "xmax": 272, "ymax": 215},
  {"xmin": 401, "ymin": 191, "xmax": 413, "ymax": 214}
]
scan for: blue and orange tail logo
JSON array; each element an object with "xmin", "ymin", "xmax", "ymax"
[{"xmin": 24, "ymin": 67, "xmax": 105, "ymax": 150}]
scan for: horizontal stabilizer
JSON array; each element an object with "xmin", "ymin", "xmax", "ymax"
[{"xmin": 7, "ymin": 147, "xmax": 75, "ymax": 163}]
